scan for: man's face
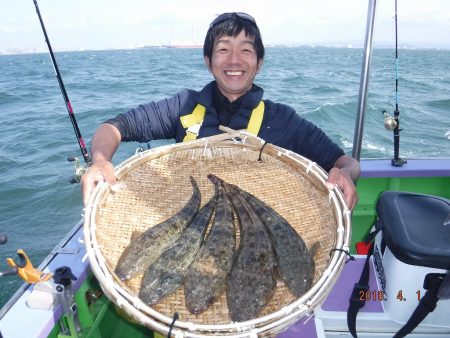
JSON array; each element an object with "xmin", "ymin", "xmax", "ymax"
[{"xmin": 205, "ymin": 30, "xmax": 263, "ymax": 102}]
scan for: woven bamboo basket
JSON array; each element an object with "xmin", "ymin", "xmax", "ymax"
[{"xmin": 84, "ymin": 129, "xmax": 351, "ymax": 337}]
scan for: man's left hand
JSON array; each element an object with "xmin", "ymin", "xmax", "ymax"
[
  {"xmin": 326, "ymin": 155, "xmax": 360, "ymax": 210},
  {"xmin": 326, "ymin": 167, "xmax": 358, "ymax": 210}
]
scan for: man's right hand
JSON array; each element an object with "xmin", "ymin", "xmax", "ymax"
[
  {"xmin": 81, "ymin": 160, "xmax": 117, "ymax": 207},
  {"xmin": 81, "ymin": 123, "xmax": 122, "ymax": 206}
]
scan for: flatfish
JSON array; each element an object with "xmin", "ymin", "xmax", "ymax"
[
  {"xmin": 213, "ymin": 175, "xmax": 317, "ymax": 297},
  {"xmin": 184, "ymin": 174, "xmax": 236, "ymax": 314},
  {"xmin": 225, "ymin": 186, "xmax": 276, "ymax": 322},
  {"xmin": 139, "ymin": 194, "xmax": 215, "ymax": 305},
  {"xmin": 115, "ymin": 176, "xmax": 201, "ymax": 281}
]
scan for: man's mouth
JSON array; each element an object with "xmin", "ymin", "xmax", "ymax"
[{"xmin": 225, "ymin": 71, "xmax": 243, "ymax": 76}]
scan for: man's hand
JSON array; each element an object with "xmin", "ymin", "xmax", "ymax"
[
  {"xmin": 326, "ymin": 155, "xmax": 360, "ymax": 210},
  {"xmin": 80, "ymin": 123, "xmax": 122, "ymax": 206},
  {"xmin": 81, "ymin": 160, "xmax": 117, "ymax": 206},
  {"xmin": 326, "ymin": 167, "xmax": 358, "ymax": 210}
]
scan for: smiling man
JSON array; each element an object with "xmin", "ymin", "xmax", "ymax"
[
  {"xmin": 82, "ymin": 12, "xmax": 360, "ymax": 209},
  {"xmin": 205, "ymin": 29, "xmax": 263, "ymax": 101}
]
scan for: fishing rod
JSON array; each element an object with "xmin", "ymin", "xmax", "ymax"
[
  {"xmin": 384, "ymin": 0, "xmax": 406, "ymax": 167},
  {"xmin": 32, "ymin": 0, "xmax": 92, "ymax": 179}
]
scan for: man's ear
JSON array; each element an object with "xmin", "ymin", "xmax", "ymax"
[
  {"xmin": 257, "ymin": 58, "xmax": 264, "ymax": 73},
  {"xmin": 204, "ymin": 56, "xmax": 211, "ymax": 72}
]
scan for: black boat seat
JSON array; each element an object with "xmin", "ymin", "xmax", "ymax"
[{"xmin": 376, "ymin": 191, "xmax": 450, "ymax": 270}]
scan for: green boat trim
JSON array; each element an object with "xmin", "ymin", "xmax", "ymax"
[{"xmin": 1, "ymin": 158, "xmax": 448, "ymax": 338}]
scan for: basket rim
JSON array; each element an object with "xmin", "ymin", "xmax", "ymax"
[{"xmin": 83, "ymin": 130, "xmax": 352, "ymax": 336}]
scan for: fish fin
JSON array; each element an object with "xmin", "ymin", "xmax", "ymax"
[
  {"xmin": 309, "ymin": 241, "xmax": 320, "ymax": 258},
  {"xmin": 273, "ymin": 266, "xmax": 283, "ymax": 281},
  {"xmin": 130, "ymin": 230, "xmax": 143, "ymax": 242}
]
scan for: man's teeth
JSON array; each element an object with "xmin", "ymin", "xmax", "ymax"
[{"xmin": 226, "ymin": 71, "xmax": 242, "ymax": 76}]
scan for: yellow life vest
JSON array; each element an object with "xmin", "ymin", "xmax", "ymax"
[{"xmin": 180, "ymin": 101, "xmax": 265, "ymax": 142}]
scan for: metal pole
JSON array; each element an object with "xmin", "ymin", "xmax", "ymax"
[{"xmin": 352, "ymin": 0, "xmax": 377, "ymax": 161}]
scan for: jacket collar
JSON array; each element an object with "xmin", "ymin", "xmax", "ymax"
[
  {"xmin": 196, "ymin": 81, "xmax": 264, "ymax": 137},
  {"xmin": 198, "ymin": 81, "xmax": 264, "ymax": 111}
]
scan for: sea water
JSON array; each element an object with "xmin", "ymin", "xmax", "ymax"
[{"xmin": 0, "ymin": 47, "xmax": 449, "ymax": 308}]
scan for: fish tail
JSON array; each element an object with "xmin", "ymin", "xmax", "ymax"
[
  {"xmin": 190, "ymin": 175, "xmax": 200, "ymax": 192},
  {"xmin": 207, "ymin": 175, "xmax": 243, "ymax": 197},
  {"xmin": 207, "ymin": 173, "xmax": 223, "ymax": 185}
]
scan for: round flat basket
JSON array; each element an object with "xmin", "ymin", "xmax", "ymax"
[{"xmin": 84, "ymin": 130, "xmax": 351, "ymax": 337}]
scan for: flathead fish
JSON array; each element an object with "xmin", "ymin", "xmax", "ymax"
[
  {"xmin": 215, "ymin": 175, "xmax": 318, "ymax": 298},
  {"xmin": 224, "ymin": 185, "xmax": 276, "ymax": 322},
  {"xmin": 184, "ymin": 174, "xmax": 236, "ymax": 314},
  {"xmin": 115, "ymin": 176, "xmax": 201, "ymax": 281},
  {"xmin": 139, "ymin": 194, "xmax": 215, "ymax": 305}
]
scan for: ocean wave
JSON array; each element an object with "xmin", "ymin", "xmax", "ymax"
[
  {"xmin": 309, "ymin": 85, "xmax": 341, "ymax": 94},
  {"xmin": 0, "ymin": 92, "xmax": 16, "ymax": 104},
  {"xmin": 341, "ymin": 137, "xmax": 388, "ymax": 158},
  {"xmin": 426, "ymin": 98, "xmax": 450, "ymax": 110}
]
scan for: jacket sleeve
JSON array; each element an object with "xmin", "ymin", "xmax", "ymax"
[
  {"xmin": 105, "ymin": 90, "xmax": 190, "ymax": 143},
  {"xmin": 262, "ymin": 101, "xmax": 345, "ymax": 172},
  {"xmin": 291, "ymin": 115, "xmax": 345, "ymax": 172}
]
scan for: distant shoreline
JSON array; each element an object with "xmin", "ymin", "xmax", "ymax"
[{"xmin": 2, "ymin": 43, "xmax": 450, "ymax": 56}]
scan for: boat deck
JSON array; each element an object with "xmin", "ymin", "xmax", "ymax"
[
  {"xmin": 1, "ymin": 159, "xmax": 449, "ymax": 337},
  {"xmin": 279, "ymin": 256, "xmax": 450, "ymax": 338},
  {"xmin": 0, "ymin": 222, "xmax": 89, "ymax": 338},
  {"xmin": 3, "ymin": 235, "xmax": 449, "ymax": 338}
]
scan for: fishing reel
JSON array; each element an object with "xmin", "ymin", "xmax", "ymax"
[
  {"xmin": 67, "ymin": 157, "xmax": 89, "ymax": 184},
  {"xmin": 382, "ymin": 110, "xmax": 407, "ymax": 167},
  {"xmin": 382, "ymin": 110, "xmax": 397, "ymax": 131}
]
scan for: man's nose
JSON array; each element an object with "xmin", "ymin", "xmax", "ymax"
[{"xmin": 229, "ymin": 49, "xmax": 241, "ymax": 63}]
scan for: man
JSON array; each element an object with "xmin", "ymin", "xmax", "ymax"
[{"xmin": 81, "ymin": 12, "xmax": 360, "ymax": 209}]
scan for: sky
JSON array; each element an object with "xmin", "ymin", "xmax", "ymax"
[{"xmin": 1, "ymin": 0, "xmax": 449, "ymax": 53}]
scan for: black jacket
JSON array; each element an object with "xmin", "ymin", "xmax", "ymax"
[{"xmin": 106, "ymin": 81, "xmax": 344, "ymax": 171}]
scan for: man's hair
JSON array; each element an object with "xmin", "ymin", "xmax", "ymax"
[{"xmin": 203, "ymin": 13, "xmax": 265, "ymax": 62}]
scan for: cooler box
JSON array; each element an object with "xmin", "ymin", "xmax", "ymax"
[{"xmin": 373, "ymin": 191, "xmax": 450, "ymax": 327}]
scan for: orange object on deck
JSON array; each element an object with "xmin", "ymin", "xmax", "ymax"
[{"xmin": 6, "ymin": 249, "xmax": 52, "ymax": 283}]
